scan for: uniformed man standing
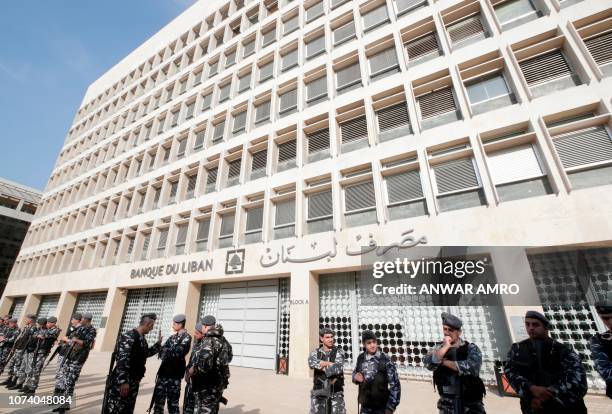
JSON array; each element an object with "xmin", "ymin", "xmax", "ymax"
[
  {"xmin": 21, "ymin": 316, "xmax": 60, "ymax": 394},
  {"xmin": 103, "ymin": 312, "xmax": 161, "ymax": 413},
  {"xmin": 7, "ymin": 315, "xmax": 39, "ymax": 390},
  {"xmin": 183, "ymin": 321, "xmax": 205, "ymax": 414},
  {"xmin": 352, "ymin": 330, "xmax": 401, "ymax": 414},
  {"xmin": 2, "ymin": 314, "xmax": 35, "ymax": 388},
  {"xmin": 56, "ymin": 312, "xmax": 81, "ymax": 377},
  {"xmin": 308, "ymin": 328, "xmax": 346, "ymax": 414},
  {"xmin": 53, "ymin": 312, "xmax": 97, "ymax": 412},
  {"xmin": 504, "ymin": 310, "xmax": 587, "ymax": 414},
  {"xmin": 591, "ymin": 300, "xmax": 612, "ymax": 399},
  {"xmin": 187, "ymin": 315, "xmax": 228, "ymax": 414},
  {"xmin": 0, "ymin": 318, "xmax": 19, "ymax": 373},
  {"xmin": 152, "ymin": 314, "xmax": 192, "ymax": 414},
  {"xmin": 425, "ymin": 312, "xmax": 486, "ymax": 414}
]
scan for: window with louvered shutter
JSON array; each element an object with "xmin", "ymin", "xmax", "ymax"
[
  {"xmin": 284, "ymin": 16, "xmax": 299, "ymax": 34},
  {"xmin": 127, "ymin": 237, "xmax": 135, "ymax": 256},
  {"xmin": 175, "ymin": 224, "xmax": 188, "ymax": 251},
  {"xmin": 336, "ymin": 63, "xmax": 361, "ymax": 90},
  {"xmin": 386, "ymin": 170, "xmax": 423, "ymax": 204},
  {"xmin": 275, "ymin": 199, "xmax": 295, "ymax": 227},
  {"xmin": 196, "ymin": 219, "xmax": 210, "ymax": 246},
  {"xmin": 246, "ymin": 207, "xmax": 264, "ymax": 232},
  {"xmin": 553, "ymin": 125, "xmax": 612, "ymax": 170},
  {"xmin": 202, "ymin": 94, "xmax": 212, "ymax": 110},
  {"xmin": 307, "ymin": 2, "xmax": 324, "ymax": 22},
  {"xmin": 332, "ymin": 0, "xmax": 350, "ymax": 8},
  {"xmin": 186, "ymin": 102, "xmax": 195, "ymax": 119},
  {"xmin": 177, "ymin": 139, "xmax": 187, "ymax": 156},
  {"xmin": 280, "ymin": 89, "xmax": 298, "ymax": 113},
  {"xmin": 307, "ymin": 35, "xmax": 326, "ymax": 59},
  {"xmin": 334, "ymin": 21, "xmax": 356, "ymax": 45},
  {"xmin": 244, "ymin": 40, "xmax": 256, "ymax": 57},
  {"xmin": 345, "ymin": 181, "xmax": 376, "ymax": 212},
  {"xmin": 488, "ymin": 145, "xmax": 544, "ymax": 184},
  {"xmin": 239, "ymin": 73, "xmax": 252, "ymax": 92},
  {"xmin": 227, "ymin": 159, "xmax": 242, "ymax": 186},
  {"xmin": 205, "ymin": 168, "xmax": 217, "ymax": 193},
  {"xmin": 169, "ymin": 182, "xmax": 178, "ymax": 202},
  {"xmin": 144, "ymin": 125, "xmax": 152, "ymax": 140},
  {"xmin": 369, "ymin": 47, "xmax": 400, "ymax": 78},
  {"xmin": 307, "ymin": 190, "xmax": 332, "ymax": 222},
  {"xmin": 307, "ymin": 76, "xmax": 327, "ymax": 104},
  {"xmin": 186, "ymin": 174, "xmax": 197, "ymax": 198},
  {"xmin": 494, "ymin": 0, "xmax": 538, "ymax": 28},
  {"xmin": 519, "ymin": 50, "xmax": 572, "ymax": 86},
  {"xmin": 141, "ymin": 234, "xmax": 151, "ymax": 259},
  {"xmin": 138, "ymin": 192, "xmax": 146, "ymax": 210},
  {"xmin": 256, "ymin": 101, "xmax": 271, "ymax": 123},
  {"xmin": 263, "ymin": 28, "xmax": 276, "ymax": 47},
  {"xmin": 251, "ymin": 150, "xmax": 267, "ymax": 178},
  {"xmin": 377, "ymin": 103, "xmax": 410, "ymax": 133},
  {"xmin": 157, "ymin": 228, "xmax": 168, "ymax": 250},
  {"xmin": 282, "ymin": 50, "xmax": 299, "ymax": 71},
  {"xmin": 225, "ymin": 51, "xmax": 236, "ymax": 67},
  {"xmin": 418, "ymin": 87, "xmax": 456, "ymax": 119},
  {"xmin": 233, "ymin": 112, "xmax": 247, "ymax": 134},
  {"xmin": 278, "ymin": 140, "xmax": 297, "ymax": 169},
  {"xmin": 209, "ymin": 61, "xmax": 219, "ymax": 76},
  {"xmin": 193, "ymin": 71, "xmax": 203, "ymax": 85},
  {"xmin": 219, "ymin": 83, "xmax": 231, "ymax": 102},
  {"xmin": 163, "ymin": 147, "xmax": 171, "ymax": 161},
  {"xmin": 153, "ymin": 187, "xmax": 161, "ymax": 204},
  {"xmin": 396, "ymin": 0, "xmax": 427, "ymax": 15},
  {"xmin": 157, "ymin": 118, "xmax": 166, "ymax": 134},
  {"xmin": 433, "ymin": 158, "xmax": 480, "ymax": 194},
  {"xmin": 363, "ymin": 5, "xmax": 389, "ymax": 31},
  {"xmin": 220, "ymin": 213, "xmax": 235, "ymax": 237},
  {"xmin": 308, "ymin": 129, "xmax": 330, "ymax": 154},
  {"xmin": 213, "ymin": 121, "xmax": 225, "ymax": 142},
  {"xmin": 584, "ymin": 32, "xmax": 612, "ymax": 67},
  {"xmin": 259, "ymin": 62, "xmax": 274, "ymax": 82},
  {"xmin": 179, "ymin": 80, "xmax": 187, "ymax": 94},
  {"xmin": 447, "ymin": 15, "xmax": 486, "ymax": 44},
  {"xmin": 194, "ymin": 130, "xmax": 206, "ymax": 149},
  {"xmin": 340, "ymin": 116, "xmax": 368, "ymax": 144}
]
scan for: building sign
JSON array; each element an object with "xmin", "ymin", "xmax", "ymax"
[
  {"xmin": 130, "ymin": 259, "xmax": 213, "ymax": 279},
  {"xmin": 225, "ymin": 249, "xmax": 245, "ymax": 274}
]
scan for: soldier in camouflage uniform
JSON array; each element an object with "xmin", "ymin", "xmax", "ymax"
[
  {"xmin": 103, "ymin": 312, "xmax": 161, "ymax": 414},
  {"xmin": 352, "ymin": 330, "xmax": 401, "ymax": 414},
  {"xmin": 152, "ymin": 314, "xmax": 192, "ymax": 414},
  {"xmin": 4, "ymin": 314, "xmax": 36, "ymax": 389},
  {"xmin": 0, "ymin": 318, "xmax": 19, "ymax": 373},
  {"xmin": 183, "ymin": 321, "xmax": 205, "ymax": 414},
  {"xmin": 425, "ymin": 313, "xmax": 486, "ymax": 414},
  {"xmin": 591, "ymin": 301, "xmax": 612, "ymax": 399},
  {"xmin": 56, "ymin": 312, "xmax": 81, "ymax": 378},
  {"xmin": 504, "ymin": 310, "xmax": 587, "ymax": 414},
  {"xmin": 308, "ymin": 327, "xmax": 346, "ymax": 414},
  {"xmin": 21, "ymin": 316, "xmax": 61, "ymax": 394},
  {"xmin": 52, "ymin": 312, "xmax": 97, "ymax": 412},
  {"xmin": 187, "ymin": 315, "xmax": 229, "ymax": 414}
]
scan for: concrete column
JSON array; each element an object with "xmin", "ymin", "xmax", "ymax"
[
  {"xmin": 55, "ymin": 291, "xmax": 78, "ymax": 333},
  {"xmin": 20, "ymin": 294, "xmax": 41, "ymax": 325},
  {"xmin": 288, "ymin": 269, "xmax": 319, "ymax": 379},
  {"xmin": 97, "ymin": 287, "xmax": 128, "ymax": 351},
  {"xmin": 0, "ymin": 296, "xmax": 15, "ymax": 316},
  {"xmin": 174, "ymin": 280, "xmax": 201, "ymax": 328}
]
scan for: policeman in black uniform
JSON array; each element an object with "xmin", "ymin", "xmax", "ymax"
[{"xmin": 591, "ymin": 300, "xmax": 612, "ymax": 399}]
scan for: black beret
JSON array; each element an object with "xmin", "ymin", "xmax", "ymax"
[
  {"xmin": 525, "ymin": 310, "xmax": 550, "ymax": 327},
  {"xmin": 441, "ymin": 312, "xmax": 462, "ymax": 330},
  {"xmin": 47, "ymin": 317, "xmax": 58, "ymax": 323},
  {"xmin": 202, "ymin": 315, "xmax": 216, "ymax": 326},
  {"xmin": 141, "ymin": 313, "xmax": 157, "ymax": 320},
  {"xmin": 595, "ymin": 301, "xmax": 612, "ymax": 315},
  {"xmin": 173, "ymin": 314, "xmax": 186, "ymax": 323}
]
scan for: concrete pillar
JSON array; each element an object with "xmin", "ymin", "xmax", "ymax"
[
  {"xmin": 0, "ymin": 296, "xmax": 14, "ymax": 316},
  {"xmin": 20, "ymin": 294, "xmax": 41, "ymax": 325},
  {"xmin": 288, "ymin": 269, "xmax": 319, "ymax": 379},
  {"xmin": 97, "ymin": 287, "xmax": 128, "ymax": 351},
  {"xmin": 174, "ymin": 280, "xmax": 200, "ymax": 329},
  {"xmin": 55, "ymin": 291, "xmax": 78, "ymax": 334}
]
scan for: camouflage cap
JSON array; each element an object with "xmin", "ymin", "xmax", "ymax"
[
  {"xmin": 202, "ymin": 315, "xmax": 216, "ymax": 326},
  {"xmin": 47, "ymin": 316, "xmax": 58, "ymax": 323}
]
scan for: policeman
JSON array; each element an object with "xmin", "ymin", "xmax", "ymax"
[
  {"xmin": 504, "ymin": 310, "xmax": 587, "ymax": 414},
  {"xmin": 591, "ymin": 300, "xmax": 612, "ymax": 399},
  {"xmin": 56, "ymin": 312, "xmax": 82, "ymax": 376},
  {"xmin": 352, "ymin": 330, "xmax": 401, "ymax": 414},
  {"xmin": 425, "ymin": 312, "xmax": 486, "ymax": 414},
  {"xmin": 187, "ymin": 315, "xmax": 228, "ymax": 414},
  {"xmin": 308, "ymin": 328, "xmax": 346, "ymax": 414},
  {"xmin": 152, "ymin": 313, "xmax": 192, "ymax": 414},
  {"xmin": 183, "ymin": 321, "xmax": 205, "ymax": 414},
  {"xmin": 103, "ymin": 312, "xmax": 161, "ymax": 413},
  {"xmin": 0, "ymin": 318, "xmax": 19, "ymax": 373},
  {"xmin": 53, "ymin": 312, "xmax": 97, "ymax": 412},
  {"xmin": 4, "ymin": 314, "xmax": 36, "ymax": 389},
  {"xmin": 21, "ymin": 316, "xmax": 60, "ymax": 394}
]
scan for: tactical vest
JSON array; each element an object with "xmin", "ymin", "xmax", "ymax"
[
  {"xmin": 356, "ymin": 353, "xmax": 390, "ymax": 410},
  {"xmin": 26, "ymin": 328, "xmax": 44, "ymax": 352},
  {"xmin": 432, "ymin": 341, "xmax": 485, "ymax": 402},
  {"xmin": 313, "ymin": 346, "xmax": 344, "ymax": 393},
  {"xmin": 15, "ymin": 326, "xmax": 34, "ymax": 350},
  {"xmin": 67, "ymin": 325, "xmax": 95, "ymax": 364},
  {"xmin": 41, "ymin": 328, "xmax": 59, "ymax": 352}
]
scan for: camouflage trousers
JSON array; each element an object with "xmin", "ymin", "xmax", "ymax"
[
  {"xmin": 23, "ymin": 351, "xmax": 48, "ymax": 389},
  {"xmin": 437, "ymin": 397, "xmax": 486, "ymax": 414},
  {"xmin": 55, "ymin": 359, "xmax": 84, "ymax": 398},
  {"xmin": 104, "ymin": 377, "xmax": 141, "ymax": 414},
  {"xmin": 193, "ymin": 387, "xmax": 221, "ymax": 414},
  {"xmin": 153, "ymin": 376, "xmax": 181, "ymax": 414},
  {"xmin": 183, "ymin": 384, "xmax": 196, "ymax": 414},
  {"xmin": 310, "ymin": 390, "xmax": 346, "ymax": 414},
  {"xmin": 0, "ymin": 347, "xmax": 11, "ymax": 371},
  {"xmin": 16, "ymin": 351, "xmax": 35, "ymax": 385},
  {"xmin": 5, "ymin": 348, "xmax": 25, "ymax": 377}
]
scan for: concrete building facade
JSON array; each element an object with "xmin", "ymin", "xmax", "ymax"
[{"xmin": 1, "ymin": 0, "xmax": 611, "ymax": 393}]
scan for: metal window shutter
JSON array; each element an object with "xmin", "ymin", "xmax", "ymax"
[
  {"xmin": 434, "ymin": 158, "xmax": 480, "ymax": 194},
  {"xmin": 418, "ymin": 87, "xmax": 456, "ymax": 119},
  {"xmin": 337, "ymin": 63, "xmax": 361, "ymax": 87},
  {"xmin": 260, "ymin": 62, "xmax": 273, "ymax": 79},
  {"xmin": 186, "ymin": 103, "xmax": 195, "ymax": 118},
  {"xmin": 584, "ymin": 32, "xmax": 612, "ymax": 66},
  {"xmin": 158, "ymin": 228, "xmax": 169, "ymax": 248},
  {"xmin": 377, "ymin": 103, "xmax": 410, "ymax": 132},
  {"xmin": 307, "ymin": 36, "xmax": 325, "ymax": 57},
  {"xmin": 308, "ymin": 128, "xmax": 330, "ymax": 153},
  {"xmin": 278, "ymin": 140, "xmax": 297, "ymax": 162},
  {"xmin": 519, "ymin": 50, "xmax": 572, "ymax": 86},
  {"xmin": 256, "ymin": 101, "xmax": 271, "ymax": 121},
  {"xmin": 252, "ymin": 150, "xmax": 267, "ymax": 172},
  {"xmin": 307, "ymin": 2, "xmax": 324, "ymax": 20},
  {"xmin": 228, "ymin": 159, "xmax": 242, "ymax": 178},
  {"xmin": 176, "ymin": 224, "xmax": 188, "ymax": 245},
  {"xmin": 386, "ymin": 170, "xmax": 423, "ymax": 203},
  {"xmin": 195, "ymin": 130, "xmax": 206, "ymax": 147},
  {"xmin": 275, "ymin": 199, "xmax": 295, "ymax": 226},
  {"xmin": 172, "ymin": 111, "xmax": 179, "ymax": 124},
  {"xmin": 142, "ymin": 234, "xmax": 150, "ymax": 254},
  {"xmin": 233, "ymin": 112, "xmax": 247, "ymax": 131},
  {"xmin": 139, "ymin": 193, "xmax": 146, "ymax": 207},
  {"xmin": 226, "ymin": 52, "xmax": 236, "ymax": 65},
  {"xmin": 213, "ymin": 121, "xmax": 225, "ymax": 140},
  {"xmin": 397, "ymin": 0, "xmax": 426, "ymax": 13},
  {"xmin": 363, "ymin": 5, "xmax": 389, "ymax": 29},
  {"xmin": 307, "ymin": 77, "xmax": 327, "ymax": 100},
  {"xmin": 282, "ymin": 50, "xmax": 299, "ymax": 69},
  {"xmin": 73, "ymin": 292, "xmax": 107, "ymax": 328},
  {"xmin": 207, "ymin": 168, "xmax": 218, "ymax": 185},
  {"xmin": 369, "ymin": 48, "xmax": 398, "ymax": 74},
  {"xmin": 127, "ymin": 237, "xmax": 135, "ymax": 254},
  {"xmin": 187, "ymin": 175, "xmax": 197, "ymax": 193},
  {"xmin": 197, "ymin": 219, "xmax": 210, "ymax": 240},
  {"xmin": 280, "ymin": 89, "xmax": 298, "ymax": 111},
  {"xmin": 202, "ymin": 94, "xmax": 212, "ymax": 108},
  {"xmin": 334, "ymin": 22, "xmax": 355, "ymax": 43},
  {"xmin": 308, "ymin": 190, "xmax": 333, "ymax": 219},
  {"xmin": 345, "ymin": 181, "xmax": 376, "ymax": 212},
  {"xmin": 448, "ymin": 15, "xmax": 485, "ymax": 43},
  {"xmin": 239, "ymin": 73, "xmax": 251, "ymax": 90},
  {"xmin": 284, "ymin": 16, "xmax": 299, "ymax": 33},
  {"xmin": 163, "ymin": 148, "xmax": 170, "ymax": 161},
  {"xmin": 220, "ymin": 84, "xmax": 231, "ymax": 100},
  {"xmin": 169, "ymin": 182, "xmax": 178, "ymax": 198},
  {"xmin": 553, "ymin": 125, "xmax": 612, "ymax": 169},
  {"xmin": 340, "ymin": 116, "xmax": 368, "ymax": 143},
  {"xmin": 246, "ymin": 207, "xmax": 264, "ymax": 231},
  {"xmin": 220, "ymin": 213, "xmax": 235, "ymax": 236},
  {"xmin": 37, "ymin": 295, "xmax": 60, "ymax": 318},
  {"xmin": 488, "ymin": 145, "xmax": 543, "ymax": 184},
  {"xmin": 244, "ymin": 41, "xmax": 255, "ymax": 55},
  {"xmin": 154, "ymin": 188, "xmax": 161, "ymax": 202},
  {"xmin": 9, "ymin": 297, "xmax": 25, "ymax": 319},
  {"xmin": 178, "ymin": 139, "xmax": 187, "ymax": 154},
  {"xmin": 263, "ymin": 30, "xmax": 276, "ymax": 45}
]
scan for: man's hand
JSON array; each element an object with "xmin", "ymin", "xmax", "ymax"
[
  {"xmin": 442, "ymin": 336, "xmax": 452, "ymax": 348},
  {"xmin": 319, "ymin": 361, "xmax": 333, "ymax": 368},
  {"xmin": 354, "ymin": 372, "xmax": 364, "ymax": 383},
  {"xmin": 529, "ymin": 385, "xmax": 553, "ymax": 401},
  {"xmin": 119, "ymin": 383, "xmax": 129, "ymax": 397},
  {"xmin": 188, "ymin": 367, "xmax": 195, "ymax": 376}
]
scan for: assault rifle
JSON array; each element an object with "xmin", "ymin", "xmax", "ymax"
[{"xmin": 0, "ymin": 328, "xmax": 27, "ymax": 377}]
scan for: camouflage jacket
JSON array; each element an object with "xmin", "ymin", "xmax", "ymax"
[
  {"xmin": 424, "ymin": 340, "xmax": 483, "ymax": 377},
  {"xmin": 158, "ymin": 330, "xmax": 192, "ymax": 379},
  {"xmin": 66, "ymin": 324, "xmax": 97, "ymax": 363},
  {"xmin": 14, "ymin": 324, "xmax": 36, "ymax": 349},
  {"xmin": 190, "ymin": 325, "xmax": 227, "ymax": 390},
  {"xmin": 589, "ymin": 331, "xmax": 612, "ymax": 382},
  {"xmin": 114, "ymin": 328, "xmax": 161, "ymax": 384},
  {"xmin": 0, "ymin": 326, "xmax": 19, "ymax": 348},
  {"xmin": 40, "ymin": 326, "xmax": 61, "ymax": 352},
  {"xmin": 504, "ymin": 338, "xmax": 587, "ymax": 405},
  {"xmin": 308, "ymin": 346, "xmax": 345, "ymax": 385},
  {"xmin": 352, "ymin": 351, "xmax": 401, "ymax": 412}
]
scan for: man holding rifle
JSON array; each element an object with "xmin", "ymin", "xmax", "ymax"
[
  {"xmin": 0, "ymin": 318, "xmax": 19, "ymax": 374},
  {"xmin": 2, "ymin": 313, "xmax": 36, "ymax": 389},
  {"xmin": 55, "ymin": 313, "xmax": 82, "ymax": 376},
  {"xmin": 183, "ymin": 321, "xmax": 205, "ymax": 414},
  {"xmin": 308, "ymin": 328, "xmax": 346, "ymax": 414},
  {"xmin": 21, "ymin": 316, "xmax": 60, "ymax": 394}
]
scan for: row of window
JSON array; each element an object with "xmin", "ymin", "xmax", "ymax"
[{"xmin": 22, "ymin": 110, "xmax": 612, "ymax": 256}]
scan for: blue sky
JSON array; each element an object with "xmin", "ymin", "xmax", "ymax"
[{"xmin": 0, "ymin": 0, "xmax": 196, "ymax": 191}]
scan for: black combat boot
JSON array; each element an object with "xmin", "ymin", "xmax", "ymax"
[
  {"xmin": 0, "ymin": 376, "xmax": 13, "ymax": 386},
  {"xmin": 20, "ymin": 386, "xmax": 35, "ymax": 394},
  {"xmin": 7, "ymin": 382, "xmax": 22, "ymax": 390}
]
